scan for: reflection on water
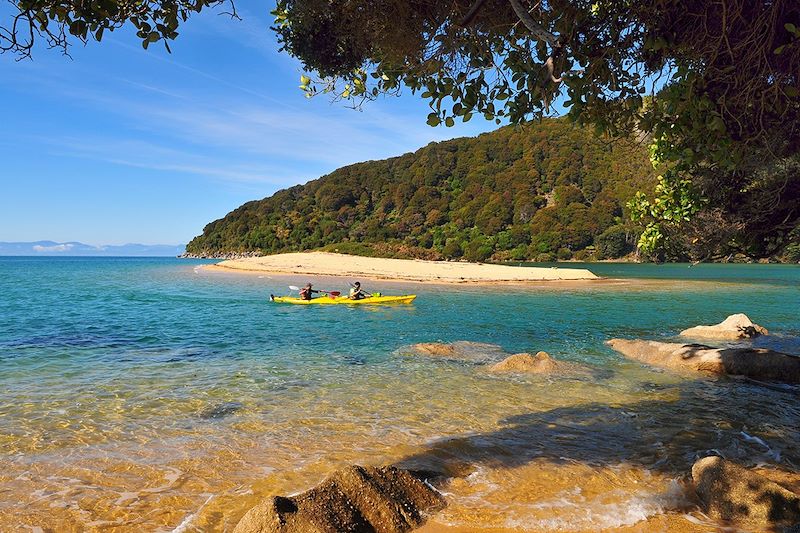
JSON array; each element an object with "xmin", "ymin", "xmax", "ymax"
[{"xmin": 0, "ymin": 258, "xmax": 798, "ymax": 531}]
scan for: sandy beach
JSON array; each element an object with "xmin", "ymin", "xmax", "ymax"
[{"xmin": 210, "ymin": 252, "xmax": 598, "ymax": 283}]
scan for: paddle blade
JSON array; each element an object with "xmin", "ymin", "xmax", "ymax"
[
  {"xmin": 329, "ymin": 291, "xmax": 341, "ymax": 296},
  {"xmin": 289, "ymin": 285, "xmax": 301, "ymax": 291}
]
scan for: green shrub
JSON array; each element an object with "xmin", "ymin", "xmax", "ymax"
[
  {"xmin": 785, "ymin": 242, "xmax": 800, "ymax": 262},
  {"xmin": 464, "ymin": 239, "xmax": 494, "ymax": 262},
  {"xmin": 534, "ymin": 252, "xmax": 554, "ymax": 262},
  {"xmin": 320, "ymin": 242, "xmax": 378, "ymax": 257},
  {"xmin": 556, "ymin": 247, "xmax": 573, "ymax": 260},
  {"xmin": 595, "ymin": 225, "xmax": 634, "ymax": 259},
  {"xmin": 510, "ymin": 244, "xmax": 528, "ymax": 261},
  {"xmin": 442, "ymin": 240, "xmax": 463, "ymax": 259}
]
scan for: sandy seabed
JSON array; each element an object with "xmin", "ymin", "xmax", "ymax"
[{"xmin": 209, "ymin": 252, "xmax": 599, "ymax": 283}]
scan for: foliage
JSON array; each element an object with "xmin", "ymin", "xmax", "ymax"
[
  {"xmin": 186, "ymin": 119, "xmax": 657, "ymax": 260},
  {"xmin": 627, "ymin": 172, "xmax": 705, "ymax": 258},
  {"xmin": 594, "ymin": 225, "xmax": 634, "ymax": 259},
  {"xmin": 1, "ymin": 0, "xmax": 231, "ymax": 57},
  {"xmin": 631, "ymin": 154, "xmax": 800, "ymax": 261},
  {"xmin": 785, "ymin": 243, "xmax": 800, "ymax": 262},
  {"xmin": 272, "ymin": 1, "xmax": 800, "ymax": 167}
]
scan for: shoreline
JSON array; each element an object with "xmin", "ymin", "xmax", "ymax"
[{"xmin": 209, "ymin": 252, "xmax": 600, "ymax": 284}]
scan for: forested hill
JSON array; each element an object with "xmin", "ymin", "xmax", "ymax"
[{"xmin": 186, "ymin": 119, "xmax": 658, "ymax": 262}]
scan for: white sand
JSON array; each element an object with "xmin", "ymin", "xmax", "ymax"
[{"xmin": 211, "ymin": 252, "xmax": 598, "ymax": 283}]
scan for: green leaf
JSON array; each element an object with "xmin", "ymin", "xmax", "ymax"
[
  {"xmin": 710, "ymin": 116, "xmax": 726, "ymax": 132},
  {"xmin": 445, "ymin": 116, "xmax": 455, "ymax": 127},
  {"xmin": 426, "ymin": 113, "xmax": 441, "ymax": 127}
]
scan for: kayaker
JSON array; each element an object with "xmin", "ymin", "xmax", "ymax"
[
  {"xmin": 299, "ymin": 283, "xmax": 319, "ymax": 300},
  {"xmin": 349, "ymin": 281, "xmax": 371, "ymax": 300}
]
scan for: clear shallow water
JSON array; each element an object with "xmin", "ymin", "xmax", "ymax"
[{"xmin": 1, "ymin": 257, "xmax": 799, "ymax": 532}]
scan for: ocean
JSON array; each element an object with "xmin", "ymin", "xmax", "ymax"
[{"xmin": 1, "ymin": 257, "xmax": 798, "ymax": 531}]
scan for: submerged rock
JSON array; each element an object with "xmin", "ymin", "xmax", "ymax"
[
  {"xmin": 692, "ymin": 456, "xmax": 800, "ymax": 528},
  {"xmin": 407, "ymin": 343, "xmax": 459, "ymax": 357},
  {"xmin": 680, "ymin": 313, "xmax": 768, "ymax": 340},
  {"xmin": 488, "ymin": 351, "xmax": 591, "ymax": 377},
  {"xmin": 606, "ymin": 339, "xmax": 800, "ymax": 383},
  {"xmin": 404, "ymin": 341, "xmax": 507, "ymax": 363},
  {"xmin": 490, "ymin": 352, "xmax": 556, "ymax": 373},
  {"xmin": 233, "ymin": 465, "xmax": 445, "ymax": 533},
  {"xmin": 199, "ymin": 401, "xmax": 244, "ymax": 419}
]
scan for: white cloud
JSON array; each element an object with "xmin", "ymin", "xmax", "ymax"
[
  {"xmin": 38, "ymin": 135, "xmax": 304, "ymax": 186},
  {"xmin": 32, "ymin": 243, "xmax": 74, "ymax": 252}
]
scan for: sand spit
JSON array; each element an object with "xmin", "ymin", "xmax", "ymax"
[{"xmin": 210, "ymin": 252, "xmax": 598, "ymax": 283}]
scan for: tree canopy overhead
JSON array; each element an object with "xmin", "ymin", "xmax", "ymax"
[{"xmin": 272, "ymin": 1, "xmax": 799, "ymax": 158}]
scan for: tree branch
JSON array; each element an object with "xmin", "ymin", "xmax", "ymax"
[
  {"xmin": 506, "ymin": 0, "xmax": 558, "ymax": 46},
  {"xmin": 459, "ymin": 0, "xmax": 488, "ymax": 27}
]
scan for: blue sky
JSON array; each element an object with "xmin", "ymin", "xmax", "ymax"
[{"xmin": 0, "ymin": 0, "xmax": 499, "ymax": 245}]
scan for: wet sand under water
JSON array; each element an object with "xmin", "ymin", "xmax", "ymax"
[{"xmin": 4, "ymin": 358, "xmax": 799, "ymax": 532}]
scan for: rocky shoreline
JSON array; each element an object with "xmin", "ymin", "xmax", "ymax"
[
  {"xmin": 180, "ymin": 251, "xmax": 264, "ymax": 260},
  {"xmin": 235, "ymin": 458, "xmax": 800, "ymax": 533}
]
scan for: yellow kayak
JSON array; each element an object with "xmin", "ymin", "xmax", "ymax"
[{"xmin": 270, "ymin": 294, "xmax": 416, "ymax": 305}]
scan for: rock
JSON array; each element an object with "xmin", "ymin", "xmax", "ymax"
[
  {"xmin": 199, "ymin": 401, "xmax": 243, "ymax": 419},
  {"xmin": 606, "ymin": 339, "xmax": 800, "ymax": 383},
  {"xmin": 692, "ymin": 456, "xmax": 800, "ymax": 528},
  {"xmin": 680, "ymin": 313, "xmax": 768, "ymax": 340},
  {"xmin": 403, "ymin": 341, "xmax": 507, "ymax": 363},
  {"xmin": 408, "ymin": 343, "xmax": 458, "ymax": 357},
  {"xmin": 490, "ymin": 352, "xmax": 557, "ymax": 373},
  {"xmin": 233, "ymin": 465, "xmax": 445, "ymax": 533},
  {"xmin": 488, "ymin": 351, "xmax": 591, "ymax": 377}
]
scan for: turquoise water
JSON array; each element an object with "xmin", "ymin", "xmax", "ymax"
[{"xmin": 1, "ymin": 257, "xmax": 799, "ymax": 531}]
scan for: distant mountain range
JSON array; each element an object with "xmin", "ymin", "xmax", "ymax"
[{"xmin": 0, "ymin": 241, "xmax": 185, "ymax": 256}]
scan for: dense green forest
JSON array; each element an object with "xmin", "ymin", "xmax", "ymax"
[{"xmin": 187, "ymin": 119, "xmax": 659, "ymax": 261}]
